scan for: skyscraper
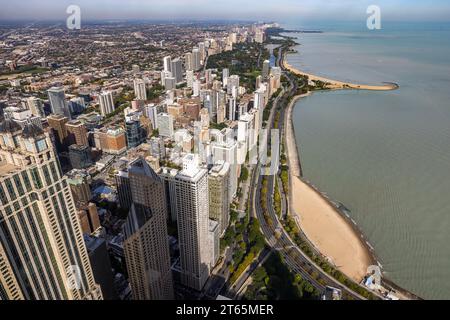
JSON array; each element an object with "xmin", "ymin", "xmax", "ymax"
[
  {"xmin": 47, "ymin": 114, "xmax": 69, "ymax": 148},
  {"xmin": 227, "ymin": 75, "xmax": 240, "ymax": 96},
  {"xmin": 66, "ymin": 120, "xmax": 88, "ymax": 147},
  {"xmin": 171, "ymin": 58, "xmax": 183, "ymax": 84},
  {"xmin": 133, "ymin": 79, "xmax": 147, "ymax": 101},
  {"xmin": 192, "ymin": 48, "xmax": 201, "ymax": 71},
  {"xmin": 160, "ymin": 154, "xmax": 210, "ymax": 291},
  {"xmin": 125, "ymin": 116, "xmax": 145, "ymax": 149},
  {"xmin": 185, "ymin": 52, "xmax": 193, "ymax": 71},
  {"xmin": 68, "ymin": 97, "xmax": 86, "ymax": 115},
  {"xmin": 227, "ymin": 97, "xmax": 237, "ymax": 121},
  {"xmin": 99, "ymin": 91, "xmax": 115, "ymax": 117},
  {"xmin": 164, "ymin": 77, "xmax": 176, "ymax": 91},
  {"xmin": 186, "ymin": 70, "xmax": 194, "ymax": 89},
  {"xmin": 67, "ymin": 169, "xmax": 92, "ymax": 207},
  {"xmin": 208, "ymin": 161, "xmax": 231, "ymax": 235},
  {"xmin": 48, "ymin": 87, "xmax": 71, "ymax": 119},
  {"xmin": 24, "ymin": 97, "xmax": 45, "ymax": 118},
  {"xmin": 262, "ymin": 60, "xmax": 270, "ymax": 79},
  {"xmin": 145, "ymin": 104, "xmax": 158, "ymax": 130},
  {"xmin": 211, "ymin": 133, "xmax": 239, "ymax": 203},
  {"xmin": 69, "ymin": 144, "xmax": 92, "ymax": 170},
  {"xmin": 123, "ymin": 158, "xmax": 174, "ymax": 300},
  {"xmin": 157, "ymin": 113, "xmax": 174, "ymax": 138},
  {"xmin": 0, "ymin": 119, "xmax": 102, "ymax": 300},
  {"xmin": 222, "ymin": 68, "xmax": 229, "ymax": 88},
  {"xmin": 163, "ymin": 56, "xmax": 172, "ymax": 73}
]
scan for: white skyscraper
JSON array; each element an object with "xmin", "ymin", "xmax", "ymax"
[
  {"xmin": 254, "ymin": 84, "xmax": 267, "ymax": 111},
  {"xmin": 238, "ymin": 112, "xmax": 256, "ymax": 152},
  {"xmin": 193, "ymin": 80, "xmax": 201, "ymax": 97},
  {"xmin": 198, "ymin": 42, "xmax": 206, "ymax": 64},
  {"xmin": 160, "ymin": 154, "xmax": 210, "ymax": 291},
  {"xmin": 145, "ymin": 104, "xmax": 158, "ymax": 130},
  {"xmin": 192, "ymin": 48, "xmax": 201, "ymax": 71},
  {"xmin": 227, "ymin": 75, "xmax": 239, "ymax": 96},
  {"xmin": 227, "ymin": 97, "xmax": 237, "ymax": 121},
  {"xmin": 211, "ymin": 133, "xmax": 238, "ymax": 202},
  {"xmin": 134, "ymin": 79, "xmax": 147, "ymax": 101},
  {"xmin": 185, "ymin": 52, "xmax": 193, "ymax": 71},
  {"xmin": 157, "ymin": 113, "xmax": 174, "ymax": 138},
  {"xmin": 222, "ymin": 68, "xmax": 229, "ymax": 88},
  {"xmin": 262, "ymin": 60, "xmax": 270, "ymax": 79},
  {"xmin": 163, "ymin": 56, "xmax": 172, "ymax": 73},
  {"xmin": 186, "ymin": 70, "xmax": 194, "ymax": 89},
  {"xmin": 99, "ymin": 91, "xmax": 115, "ymax": 117}
]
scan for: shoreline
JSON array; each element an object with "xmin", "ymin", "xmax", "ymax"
[
  {"xmin": 283, "ymin": 53, "xmax": 399, "ymax": 91},
  {"xmin": 282, "ymin": 51, "xmax": 421, "ymax": 299},
  {"xmin": 285, "ymin": 93, "xmax": 377, "ymax": 283}
]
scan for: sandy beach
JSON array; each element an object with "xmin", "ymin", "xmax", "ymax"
[
  {"xmin": 284, "ymin": 57, "xmax": 398, "ymax": 91},
  {"xmin": 285, "ymin": 93, "xmax": 374, "ymax": 282}
]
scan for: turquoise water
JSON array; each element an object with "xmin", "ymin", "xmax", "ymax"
[{"xmin": 285, "ymin": 22, "xmax": 450, "ymax": 299}]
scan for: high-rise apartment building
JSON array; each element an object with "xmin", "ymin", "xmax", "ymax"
[
  {"xmin": 185, "ymin": 52, "xmax": 193, "ymax": 71},
  {"xmin": 222, "ymin": 68, "xmax": 229, "ymax": 88},
  {"xmin": 192, "ymin": 48, "xmax": 201, "ymax": 71},
  {"xmin": 47, "ymin": 114, "xmax": 69, "ymax": 147},
  {"xmin": 69, "ymin": 144, "xmax": 92, "ymax": 170},
  {"xmin": 125, "ymin": 116, "xmax": 145, "ymax": 149},
  {"xmin": 99, "ymin": 91, "xmax": 115, "ymax": 117},
  {"xmin": 123, "ymin": 158, "xmax": 174, "ymax": 300},
  {"xmin": 262, "ymin": 59, "xmax": 270, "ymax": 79},
  {"xmin": 67, "ymin": 169, "xmax": 92, "ymax": 207},
  {"xmin": 66, "ymin": 120, "xmax": 88, "ymax": 147},
  {"xmin": 157, "ymin": 113, "xmax": 174, "ymax": 138},
  {"xmin": 171, "ymin": 58, "xmax": 183, "ymax": 84},
  {"xmin": 160, "ymin": 154, "xmax": 210, "ymax": 291},
  {"xmin": 208, "ymin": 161, "xmax": 231, "ymax": 235},
  {"xmin": 133, "ymin": 79, "xmax": 147, "ymax": 101},
  {"xmin": 0, "ymin": 119, "xmax": 102, "ymax": 300},
  {"xmin": 48, "ymin": 87, "xmax": 71, "ymax": 119},
  {"xmin": 227, "ymin": 75, "xmax": 240, "ymax": 96},
  {"xmin": 23, "ymin": 97, "xmax": 45, "ymax": 118},
  {"xmin": 163, "ymin": 56, "xmax": 172, "ymax": 73}
]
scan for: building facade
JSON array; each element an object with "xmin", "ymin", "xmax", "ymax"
[
  {"xmin": 0, "ymin": 119, "xmax": 102, "ymax": 300},
  {"xmin": 123, "ymin": 158, "xmax": 174, "ymax": 300}
]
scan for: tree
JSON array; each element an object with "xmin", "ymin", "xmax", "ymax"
[{"xmin": 239, "ymin": 167, "xmax": 249, "ymax": 182}]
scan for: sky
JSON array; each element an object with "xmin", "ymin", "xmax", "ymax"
[{"xmin": 0, "ymin": 0, "xmax": 450, "ymax": 22}]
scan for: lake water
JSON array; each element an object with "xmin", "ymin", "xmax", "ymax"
[{"xmin": 285, "ymin": 21, "xmax": 450, "ymax": 299}]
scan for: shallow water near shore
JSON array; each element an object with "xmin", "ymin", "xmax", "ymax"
[{"xmin": 285, "ymin": 21, "xmax": 450, "ymax": 299}]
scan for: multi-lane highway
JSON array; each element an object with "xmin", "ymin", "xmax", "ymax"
[{"xmin": 248, "ymin": 53, "xmax": 371, "ymax": 300}]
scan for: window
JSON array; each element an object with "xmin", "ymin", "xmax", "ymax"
[
  {"xmin": 13, "ymin": 175, "xmax": 25, "ymax": 196},
  {"xmin": 49, "ymin": 162, "xmax": 59, "ymax": 182},
  {"xmin": 0, "ymin": 185, "xmax": 7, "ymax": 205},
  {"xmin": 36, "ymin": 139, "xmax": 48, "ymax": 152},
  {"xmin": 21, "ymin": 171, "xmax": 32, "ymax": 192},
  {"xmin": 31, "ymin": 168, "xmax": 43, "ymax": 189},
  {"xmin": 42, "ymin": 165, "xmax": 52, "ymax": 185},
  {"xmin": 4, "ymin": 179, "xmax": 16, "ymax": 201}
]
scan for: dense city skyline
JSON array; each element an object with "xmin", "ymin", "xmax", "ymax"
[{"xmin": 1, "ymin": 1, "xmax": 449, "ymax": 307}]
